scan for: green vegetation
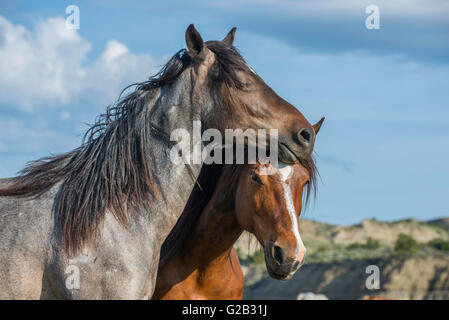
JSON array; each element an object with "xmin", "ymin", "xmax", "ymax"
[
  {"xmin": 249, "ymin": 250, "xmax": 265, "ymax": 264},
  {"xmin": 347, "ymin": 237, "xmax": 381, "ymax": 250},
  {"xmin": 346, "ymin": 243, "xmax": 363, "ymax": 250},
  {"xmin": 427, "ymin": 238, "xmax": 449, "ymax": 251},
  {"xmin": 235, "ymin": 247, "xmax": 244, "ymax": 259},
  {"xmin": 235, "ymin": 218, "xmax": 449, "ymax": 267},
  {"xmin": 366, "ymin": 237, "xmax": 381, "ymax": 249},
  {"xmin": 394, "ymin": 233, "xmax": 419, "ymax": 253},
  {"xmin": 316, "ymin": 244, "xmax": 330, "ymax": 252}
]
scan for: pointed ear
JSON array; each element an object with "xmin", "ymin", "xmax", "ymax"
[
  {"xmin": 222, "ymin": 27, "xmax": 237, "ymax": 46},
  {"xmin": 312, "ymin": 117, "xmax": 325, "ymax": 134},
  {"xmin": 185, "ymin": 24, "xmax": 205, "ymax": 58}
]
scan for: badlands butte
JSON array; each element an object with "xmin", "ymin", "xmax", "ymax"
[{"xmin": 235, "ymin": 218, "xmax": 449, "ymax": 300}]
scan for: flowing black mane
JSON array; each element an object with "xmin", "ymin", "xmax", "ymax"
[{"xmin": 0, "ymin": 42, "xmax": 256, "ymax": 255}]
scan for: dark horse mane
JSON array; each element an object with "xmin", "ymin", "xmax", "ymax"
[
  {"xmin": 0, "ymin": 41, "xmax": 255, "ymax": 255},
  {"xmin": 158, "ymin": 156, "xmax": 318, "ymax": 267}
]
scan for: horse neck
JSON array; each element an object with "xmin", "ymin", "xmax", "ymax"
[{"xmin": 181, "ymin": 173, "xmax": 243, "ymax": 267}]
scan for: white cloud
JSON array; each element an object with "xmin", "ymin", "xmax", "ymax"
[
  {"xmin": 85, "ymin": 40, "xmax": 159, "ymax": 105},
  {"xmin": 0, "ymin": 16, "xmax": 160, "ymax": 112}
]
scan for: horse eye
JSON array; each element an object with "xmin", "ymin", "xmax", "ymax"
[{"xmin": 250, "ymin": 171, "xmax": 262, "ymax": 184}]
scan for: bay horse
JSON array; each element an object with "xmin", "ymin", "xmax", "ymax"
[
  {"xmin": 0, "ymin": 25, "xmax": 324, "ymax": 299},
  {"xmin": 152, "ymin": 153, "xmax": 322, "ymax": 299}
]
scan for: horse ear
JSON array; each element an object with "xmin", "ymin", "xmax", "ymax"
[
  {"xmin": 222, "ymin": 27, "xmax": 237, "ymax": 46},
  {"xmin": 312, "ymin": 117, "xmax": 325, "ymax": 135},
  {"xmin": 185, "ymin": 24, "xmax": 205, "ymax": 58}
]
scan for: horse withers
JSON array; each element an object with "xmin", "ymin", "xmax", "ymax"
[{"xmin": 152, "ymin": 143, "xmax": 322, "ymax": 300}]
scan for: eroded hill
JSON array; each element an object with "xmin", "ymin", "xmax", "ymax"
[{"xmin": 236, "ymin": 218, "xmax": 449, "ymax": 300}]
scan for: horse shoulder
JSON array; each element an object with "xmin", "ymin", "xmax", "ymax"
[{"xmin": 0, "ymin": 184, "xmax": 57, "ymax": 299}]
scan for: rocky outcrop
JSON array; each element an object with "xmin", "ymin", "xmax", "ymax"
[
  {"xmin": 300, "ymin": 218, "xmax": 449, "ymax": 247},
  {"xmin": 243, "ymin": 255, "xmax": 449, "ymax": 300},
  {"xmin": 238, "ymin": 218, "xmax": 449, "ymax": 300}
]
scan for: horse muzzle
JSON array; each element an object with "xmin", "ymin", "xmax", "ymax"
[
  {"xmin": 264, "ymin": 242, "xmax": 304, "ymax": 281},
  {"xmin": 278, "ymin": 129, "xmax": 315, "ymax": 163}
]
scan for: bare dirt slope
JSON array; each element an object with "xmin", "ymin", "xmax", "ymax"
[
  {"xmin": 236, "ymin": 218, "xmax": 449, "ymax": 300},
  {"xmin": 243, "ymin": 255, "xmax": 449, "ymax": 300}
]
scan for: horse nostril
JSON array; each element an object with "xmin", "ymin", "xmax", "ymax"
[
  {"xmin": 272, "ymin": 245, "xmax": 285, "ymax": 265},
  {"xmin": 297, "ymin": 128, "xmax": 312, "ymax": 144}
]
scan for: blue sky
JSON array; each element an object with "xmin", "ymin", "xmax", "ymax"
[{"xmin": 0, "ymin": 0, "xmax": 448, "ymax": 225}]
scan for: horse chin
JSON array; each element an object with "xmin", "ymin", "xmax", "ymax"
[
  {"xmin": 278, "ymin": 143, "xmax": 298, "ymax": 164},
  {"xmin": 266, "ymin": 266, "xmax": 293, "ymax": 281}
]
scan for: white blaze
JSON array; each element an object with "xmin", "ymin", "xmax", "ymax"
[{"xmin": 276, "ymin": 163, "xmax": 305, "ymax": 257}]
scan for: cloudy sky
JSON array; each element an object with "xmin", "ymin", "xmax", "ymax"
[{"xmin": 1, "ymin": 0, "xmax": 448, "ymax": 225}]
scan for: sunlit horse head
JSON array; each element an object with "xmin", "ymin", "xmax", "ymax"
[
  {"xmin": 154, "ymin": 159, "xmax": 321, "ymax": 299},
  {"xmin": 159, "ymin": 143, "xmax": 323, "ymax": 288},
  {"xmin": 183, "ymin": 25, "xmax": 323, "ymax": 161},
  {"xmin": 235, "ymin": 161, "xmax": 313, "ymax": 279}
]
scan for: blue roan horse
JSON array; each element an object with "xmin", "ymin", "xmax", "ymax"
[{"xmin": 0, "ymin": 25, "xmax": 323, "ymax": 299}]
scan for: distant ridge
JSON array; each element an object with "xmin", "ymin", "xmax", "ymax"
[{"xmin": 428, "ymin": 217, "xmax": 449, "ymax": 231}]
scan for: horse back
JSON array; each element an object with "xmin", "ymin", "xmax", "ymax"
[{"xmin": 0, "ymin": 178, "xmax": 15, "ymax": 188}]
